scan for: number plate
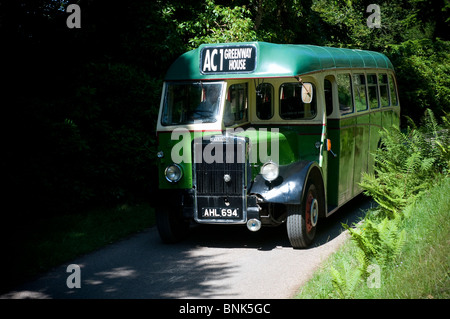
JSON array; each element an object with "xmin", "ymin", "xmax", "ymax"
[{"xmin": 201, "ymin": 207, "xmax": 241, "ymax": 219}]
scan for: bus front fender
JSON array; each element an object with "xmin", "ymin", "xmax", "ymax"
[{"xmin": 250, "ymin": 161, "xmax": 321, "ymax": 205}]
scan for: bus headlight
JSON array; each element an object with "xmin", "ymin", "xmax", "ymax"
[
  {"xmin": 261, "ymin": 162, "xmax": 279, "ymax": 182},
  {"xmin": 165, "ymin": 164, "xmax": 183, "ymax": 183}
]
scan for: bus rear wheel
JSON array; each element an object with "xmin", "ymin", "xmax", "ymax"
[
  {"xmin": 286, "ymin": 182, "xmax": 319, "ymax": 248},
  {"xmin": 156, "ymin": 206, "xmax": 190, "ymax": 244}
]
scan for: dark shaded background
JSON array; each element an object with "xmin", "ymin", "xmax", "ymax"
[{"xmin": 1, "ymin": 0, "xmax": 448, "ymax": 220}]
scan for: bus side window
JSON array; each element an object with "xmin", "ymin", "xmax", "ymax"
[
  {"xmin": 367, "ymin": 73, "xmax": 379, "ymax": 109},
  {"xmin": 353, "ymin": 74, "xmax": 368, "ymax": 112},
  {"xmin": 389, "ymin": 74, "xmax": 399, "ymax": 106},
  {"xmin": 324, "ymin": 79, "xmax": 333, "ymax": 116},
  {"xmin": 224, "ymin": 83, "xmax": 248, "ymax": 127},
  {"xmin": 256, "ymin": 83, "xmax": 274, "ymax": 120},
  {"xmin": 279, "ymin": 82, "xmax": 317, "ymax": 120},
  {"xmin": 378, "ymin": 73, "xmax": 389, "ymax": 107},
  {"xmin": 337, "ymin": 73, "xmax": 353, "ymax": 115}
]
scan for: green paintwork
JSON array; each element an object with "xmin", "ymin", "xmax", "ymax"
[
  {"xmin": 325, "ymin": 105, "xmax": 398, "ymax": 208},
  {"xmin": 368, "ymin": 109, "xmax": 383, "ymax": 173},
  {"xmin": 353, "ymin": 112, "xmax": 370, "ymax": 195},
  {"xmin": 157, "ymin": 126, "xmax": 323, "ymax": 189},
  {"xmin": 165, "ymin": 42, "xmax": 394, "ymax": 81},
  {"xmin": 158, "ymin": 130, "xmax": 219, "ymax": 189},
  {"xmin": 326, "ymin": 116, "xmax": 356, "ymax": 206}
]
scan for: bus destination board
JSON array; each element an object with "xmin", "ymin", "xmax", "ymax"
[{"xmin": 200, "ymin": 45, "xmax": 256, "ymax": 74}]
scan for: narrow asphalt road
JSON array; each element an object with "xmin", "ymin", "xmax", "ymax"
[{"xmin": 1, "ymin": 195, "xmax": 373, "ymax": 299}]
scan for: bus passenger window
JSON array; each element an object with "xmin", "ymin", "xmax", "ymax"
[
  {"xmin": 353, "ymin": 74, "xmax": 368, "ymax": 112},
  {"xmin": 279, "ymin": 82, "xmax": 316, "ymax": 120},
  {"xmin": 256, "ymin": 83, "xmax": 274, "ymax": 120},
  {"xmin": 367, "ymin": 74, "xmax": 379, "ymax": 109},
  {"xmin": 324, "ymin": 79, "xmax": 333, "ymax": 116},
  {"xmin": 337, "ymin": 74, "xmax": 353, "ymax": 115},
  {"xmin": 378, "ymin": 74, "xmax": 389, "ymax": 107},
  {"xmin": 389, "ymin": 75, "xmax": 398, "ymax": 106},
  {"xmin": 224, "ymin": 83, "xmax": 248, "ymax": 127}
]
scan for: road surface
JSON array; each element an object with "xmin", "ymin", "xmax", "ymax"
[{"xmin": 1, "ymin": 195, "xmax": 373, "ymax": 299}]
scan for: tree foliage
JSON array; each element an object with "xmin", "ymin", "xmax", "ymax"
[{"xmin": 2, "ymin": 0, "xmax": 449, "ymax": 215}]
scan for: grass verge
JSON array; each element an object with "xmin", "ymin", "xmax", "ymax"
[
  {"xmin": 0, "ymin": 202, "xmax": 155, "ymax": 293},
  {"xmin": 296, "ymin": 176, "xmax": 450, "ymax": 299}
]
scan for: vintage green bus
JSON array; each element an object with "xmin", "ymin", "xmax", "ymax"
[{"xmin": 155, "ymin": 42, "xmax": 400, "ymax": 248}]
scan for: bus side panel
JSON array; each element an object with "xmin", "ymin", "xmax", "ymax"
[
  {"xmin": 369, "ymin": 110, "xmax": 382, "ymax": 174},
  {"xmin": 337, "ymin": 116, "xmax": 356, "ymax": 205},
  {"xmin": 381, "ymin": 108, "xmax": 393, "ymax": 131},
  {"xmin": 392, "ymin": 108, "xmax": 400, "ymax": 128},
  {"xmin": 276, "ymin": 125, "xmax": 322, "ymax": 164},
  {"xmin": 353, "ymin": 113, "xmax": 370, "ymax": 196},
  {"xmin": 325, "ymin": 121, "xmax": 340, "ymax": 208}
]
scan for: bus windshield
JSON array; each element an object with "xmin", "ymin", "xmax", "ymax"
[{"xmin": 161, "ymin": 81, "xmax": 224, "ymax": 126}]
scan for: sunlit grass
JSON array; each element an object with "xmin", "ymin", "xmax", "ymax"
[{"xmin": 296, "ymin": 177, "xmax": 450, "ymax": 299}]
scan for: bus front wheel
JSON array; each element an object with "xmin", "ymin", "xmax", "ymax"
[
  {"xmin": 156, "ymin": 206, "xmax": 190, "ymax": 244},
  {"xmin": 286, "ymin": 181, "xmax": 320, "ymax": 248}
]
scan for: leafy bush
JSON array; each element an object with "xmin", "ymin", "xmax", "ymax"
[
  {"xmin": 388, "ymin": 39, "xmax": 450, "ymax": 124},
  {"xmin": 331, "ymin": 109, "xmax": 449, "ymax": 298},
  {"xmin": 299, "ymin": 177, "xmax": 450, "ymax": 299},
  {"xmin": 344, "ymin": 217, "xmax": 406, "ymax": 272},
  {"xmin": 66, "ymin": 62, "xmax": 161, "ymax": 207},
  {"xmin": 182, "ymin": 0, "xmax": 259, "ymax": 49},
  {"xmin": 311, "ymin": 0, "xmax": 450, "ymax": 125},
  {"xmin": 7, "ymin": 61, "xmax": 162, "ymax": 216},
  {"xmin": 360, "ymin": 109, "xmax": 450, "ymax": 219}
]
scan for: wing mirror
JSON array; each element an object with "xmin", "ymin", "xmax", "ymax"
[{"xmin": 301, "ymin": 82, "xmax": 313, "ymax": 104}]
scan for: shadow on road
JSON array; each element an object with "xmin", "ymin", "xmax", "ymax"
[
  {"xmin": 1, "ymin": 194, "xmax": 375, "ymax": 299},
  {"xmin": 186, "ymin": 193, "xmax": 375, "ymax": 250}
]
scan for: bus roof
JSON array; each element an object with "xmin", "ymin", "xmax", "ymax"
[{"xmin": 164, "ymin": 42, "xmax": 394, "ymax": 81}]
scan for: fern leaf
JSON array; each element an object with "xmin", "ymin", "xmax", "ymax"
[{"xmin": 330, "ymin": 266, "xmax": 347, "ymax": 299}]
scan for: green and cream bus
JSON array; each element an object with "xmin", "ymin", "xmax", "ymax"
[{"xmin": 155, "ymin": 42, "xmax": 400, "ymax": 248}]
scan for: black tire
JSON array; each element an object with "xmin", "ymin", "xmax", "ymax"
[
  {"xmin": 156, "ymin": 205, "xmax": 190, "ymax": 244},
  {"xmin": 286, "ymin": 182, "xmax": 320, "ymax": 248}
]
